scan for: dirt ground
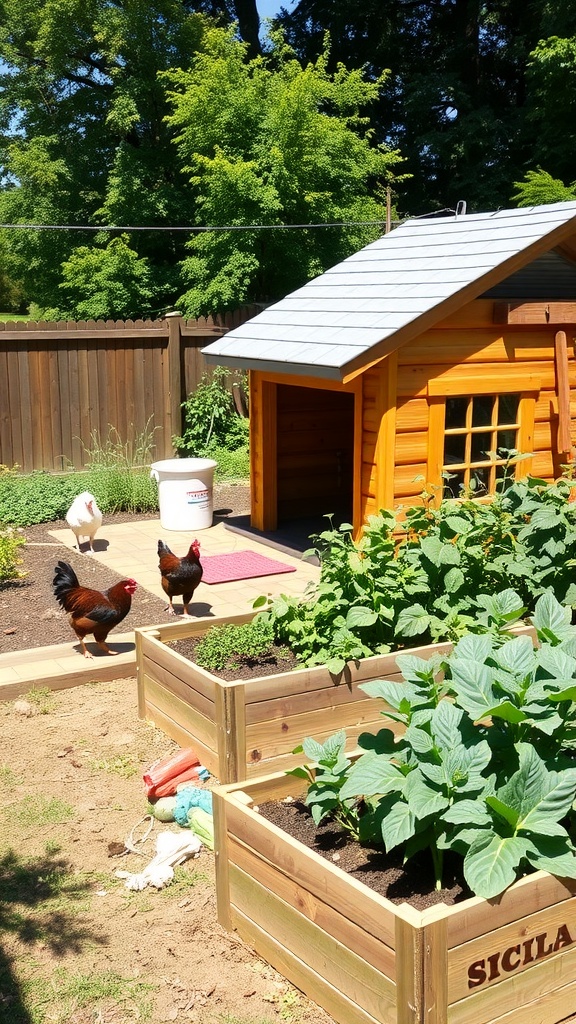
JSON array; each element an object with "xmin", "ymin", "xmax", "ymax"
[
  {"xmin": 0, "ymin": 675, "xmax": 336, "ymax": 1024},
  {"xmin": 0, "ymin": 482, "xmax": 252, "ymax": 655}
]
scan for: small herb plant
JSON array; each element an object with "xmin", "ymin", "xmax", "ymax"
[
  {"xmin": 0, "ymin": 525, "xmax": 26, "ymax": 581},
  {"xmin": 292, "ymin": 592, "xmax": 576, "ymax": 900},
  {"xmin": 193, "ymin": 618, "xmax": 279, "ymax": 672},
  {"xmin": 174, "ymin": 366, "xmax": 248, "ymax": 456}
]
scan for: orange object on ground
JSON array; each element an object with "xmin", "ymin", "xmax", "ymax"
[
  {"xmin": 150, "ymin": 765, "xmax": 206, "ymax": 799},
  {"xmin": 143, "ymin": 748, "xmax": 200, "ymax": 798}
]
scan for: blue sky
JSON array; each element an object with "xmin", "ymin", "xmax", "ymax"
[{"xmin": 257, "ymin": 0, "xmax": 287, "ymax": 21}]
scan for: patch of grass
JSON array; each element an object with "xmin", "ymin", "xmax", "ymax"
[
  {"xmin": 10, "ymin": 795, "xmax": 75, "ymax": 827},
  {"xmin": 23, "ymin": 967, "xmax": 155, "ymax": 1023},
  {"xmin": 24, "ymin": 687, "xmax": 55, "ymax": 714},
  {"xmin": 89, "ymin": 753, "xmax": 139, "ymax": 778},
  {"xmin": 0, "ymin": 763, "xmax": 23, "ymax": 788}
]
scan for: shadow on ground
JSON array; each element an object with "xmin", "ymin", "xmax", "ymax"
[{"xmin": 0, "ymin": 848, "xmax": 107, "ymax": 1023}]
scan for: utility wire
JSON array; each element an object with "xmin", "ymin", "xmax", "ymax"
[{"xmin": 0, "ymin": 219, "xmax": 396, "ymax": 232}]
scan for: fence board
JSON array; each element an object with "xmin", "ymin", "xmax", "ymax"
[{"xmin": 0, "ymin": 313, "xmax": 253, "ymax": 472}]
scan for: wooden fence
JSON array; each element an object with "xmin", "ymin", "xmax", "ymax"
[{"xmin": 0, "ymin": 308, "xmax": 259, "ymax": 472}]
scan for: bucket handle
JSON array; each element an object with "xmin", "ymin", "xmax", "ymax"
[{"xmin": 150, "ymin": 468, "xmax": 159, "ymax": 483}]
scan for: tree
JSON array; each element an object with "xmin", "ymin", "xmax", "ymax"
[
  {"xmin": 512, "ymin": 169, "xmax": 576, "ymax": 208},
  {"xmin": 274, "ymin": 0, "xmax": 558, "ymax": 214},
  {"xmin": 0, "ymin": 0, "xmax": 261, "ymax": 315},
  {"xmin": 164, "ymin": 27, "xmax": 405, "ymax": 315},
  {"xmin": 44, "ymin": 236, "xmax": 155, "ymax": 320}
]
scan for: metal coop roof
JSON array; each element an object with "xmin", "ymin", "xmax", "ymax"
[{"xmin": 202, "ymin": 200, "xmax": 576, "ymax": 381}]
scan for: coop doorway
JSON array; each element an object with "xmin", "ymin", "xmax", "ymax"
[{"xmin": 276, "ymin": 384, "xmax": 355, "ymax": 533}]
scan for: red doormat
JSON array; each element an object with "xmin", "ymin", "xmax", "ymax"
[{"xmin": 200, "ymin": 550, "xmax": 297, "ymax": 585}]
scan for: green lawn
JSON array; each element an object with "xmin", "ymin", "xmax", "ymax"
[{"xmin": 0, "ymin": 313, "xmax": 30, "ymax": 321}]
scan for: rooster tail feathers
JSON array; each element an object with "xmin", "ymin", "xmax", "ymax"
[{"xmin": 53, "ymin": 560, "xmax": 80, "ymax": 606}]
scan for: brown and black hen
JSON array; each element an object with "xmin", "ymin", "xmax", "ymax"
[
  {"xmin": 157, "ymin": 539, "xmax": 203, "ymax": 618},
  {"xmin": 53, "ymin": 560, "xmax": 137, "ymax": 658}
]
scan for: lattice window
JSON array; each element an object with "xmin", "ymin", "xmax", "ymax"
[{"xmin": 442, "ymin": 393, "xmax": 520, "ymax": 497}]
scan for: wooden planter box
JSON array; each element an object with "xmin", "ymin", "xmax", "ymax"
[
  {"xmin": 135, "ymin": 613, "xmax": 455, "ymax": 784},
  {"xmin": 214, "ymin": 770, "xmax": 576, "ymax": 1024}
]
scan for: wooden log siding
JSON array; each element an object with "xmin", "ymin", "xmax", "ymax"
[
  {"xmin": 0, "ymin": 310, "xmax": 258, "ymax": 472},
  {"xmin": 386, "ymin": 312, "xmax": 576, "ymax": 505}
]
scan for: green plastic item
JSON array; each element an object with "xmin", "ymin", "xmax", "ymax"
[{"xmin": 187, "ymin": 806, "xmax": 214, "ymax": 849}]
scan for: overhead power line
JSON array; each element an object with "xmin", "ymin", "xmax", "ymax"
[{"xmin": 0, "ymin": 219, "xmax": 394, "ymax": 232}]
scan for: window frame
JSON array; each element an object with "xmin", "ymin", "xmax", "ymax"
[{"xmin": 426, "ymin": 376, "xmax": 539, "ymax": 501}]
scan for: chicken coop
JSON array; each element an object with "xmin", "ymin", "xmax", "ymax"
[{"xmin": 203, "ymin": 201, "xmax": 576, "ymax": 536}]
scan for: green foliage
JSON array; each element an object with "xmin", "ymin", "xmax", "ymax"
[
  {"xmin": 164, "ymin": 27, "xmax": 405, "ymax": 315},
  {"xmin": 210, "ymin": 444, "xmax": 250, "ymax": 481},
  {"xmin": 174, "ymin": 367, "xmax": 248, "ymax": 456},
  {"xmin": 193, "ymin": 618, "xmax": 278, "ymax": 672},
  {"xmin": 0, "ymin": 423, "xmax": 160, "ymax": 526},
  {"xmin": 44, "ymin": 236, "xmax": 156, "ymax": 321},
  {"xmin": 258, "ymin": 474, "xmax": 576, "ymax": 670},
  {"xmin": 296, "ymin": 593, "xmax": 576, "ymax": 899},
  {"xmin": 0, "ymin": 526, "xmax": 26, "ymax": 581},
  {"xmin": 512, "ymin": 168, "xmax": 576, "ymax": 207},
  {"xmin": 288, "ymin": 731, "xmax": 361, "ymax": 837}
]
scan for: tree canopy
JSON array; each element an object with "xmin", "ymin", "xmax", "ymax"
[{"xmin": 0, "ymin": 0, "xmax": 575, "ymax": 318}]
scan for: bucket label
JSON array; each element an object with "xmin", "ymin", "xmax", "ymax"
[{"xmin": 186, "ymin": 489, "xmax": 210, "ymax": 508}]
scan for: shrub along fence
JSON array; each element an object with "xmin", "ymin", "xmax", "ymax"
[{"xmin": 0, "ymin": 308, "xmax": 259, "ymax": 472}]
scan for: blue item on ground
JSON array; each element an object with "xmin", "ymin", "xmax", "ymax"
[{"xmin": 174, "ymin": 785, "xmax": 213, "ymax": 826}]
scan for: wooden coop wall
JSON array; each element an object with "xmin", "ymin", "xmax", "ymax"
[
  {"xmin": 276, "ymin": 384, "xmax": 354, "ymax": 521},
  {"xmin": 361, "ymin": 299, "xmax": 576, "ymax": 521}
]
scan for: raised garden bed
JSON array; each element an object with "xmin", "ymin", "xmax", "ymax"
[
  {"xmin": 213, "ymin": 768, "xmax": 576, "ymax": 1024},
  {"xmin": 135, "ymin": 612, "xmax": 457, "ymax": 783}
]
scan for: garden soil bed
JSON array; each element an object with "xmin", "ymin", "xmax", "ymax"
[
  {"xmin": 167, "ymin": 635, "xmax": 301, "ymax": 681},
  {"xmin": 257, "ymin": 796, "xmax": 473, "ymax": 911},
  {"xmin": 0, "ymin": 674, "xmax": 336, "ymax": 1024}
]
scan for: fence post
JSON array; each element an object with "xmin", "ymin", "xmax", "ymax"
[{"xmin": 164, "ymin": 312, "xmax": 184, "ymax": 457}]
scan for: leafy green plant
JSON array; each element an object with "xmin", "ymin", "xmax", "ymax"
[
  {"xmin": 82, "ymin": 420, "xmax": 160, "ymax": 513},
  {"xmin": 174, "ymin": 366, "xmax": 248, "ymax": 456},
  {"xmin": 0, "ymin": 525, "xmax": 26, "ymax": 581},
  {"xmin": 288, "ymin": 731, "xmax": 362, "ymax": 837},
  {"xmin": 193, "ymin": 618, "xmax": 280, "ymax": 672},
  {"xmin": 294, "ymin": 593, "xmax": 576, "ymax": 899},
  {"xmin": 255, "ymin": 473, "xmax": 576, "ymax": 672}
]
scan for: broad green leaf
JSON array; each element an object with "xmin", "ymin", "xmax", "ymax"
[
  {"xmin": 396, "ymin": 605, "xmax": 430, "ymax": 638},
  {"xmin": 380, "ymin": 800, "xmax": 417, "ymax": 851},
  {"xmin": 536, "ymin": 644, "xmax": 576, "ymax": 681},
  {"xmin": 464, "ymin": 833, "xmax": 529, "ymax": 898},
  {"xmin": 486, "ymin": 795, "xmax": 519, "ymax": 829},
  {"xmin": 345, "ymin": 606, "xmax": 379, "ymax": 629},
  {"xmin": 449, "ymin": 660, "xmax": 497, "ymax": 718},
  {"xmin": 326, "ymin": 657, "xmax": 347, "ymax": 675},
  {"xmin": 494, "ymin": 635, "xmax": 535, "ymax": 679},
  {"xmin": 532, "ymin": 592, "xmax": 572, "ymax": 639},
  {"xmin": 360, "ymin": 679, "xmax": 410, "ymax": 711},
  {"xmin": 524, "ymin": 835, "xmax": 576, "ymax": 878},
  {"xmin": 444, "ymin": 800, "xmax": 491, "ymax": 826},
  {"xmin": 439, "ymin": 543, "xmax": 461, "ymax": 566},
  {"xmin": 404, "ymin": 772, "xmax": 448, "ymax": 818},
  {"xmin": 482, "ymin": 700, "xmax": 527, "ymax": 725},
  {"xmin": 339, "ymin": 757, "xmax": 405, "ymax": 800},
  {"xmin": 430, "ymin": 699, "xmax": 464, "ymax": 751},
  {"xmin": 443, "ymin": 566, "xmax": 465, "ymax": 593},
  {"xmin": 452, "ymin": 634, "xmax": 494, "ymax": 663}
]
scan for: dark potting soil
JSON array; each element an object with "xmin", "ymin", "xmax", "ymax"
[
  {"xmin": 167, "ymin": 635, "xmax": 301, "ymax": 681},
  {"xmin": 257, "ymin": 796, "xmax": 474, "ymax": 911}
]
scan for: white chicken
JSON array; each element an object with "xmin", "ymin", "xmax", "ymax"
[{"xmin": 65, "ymin": 492, "xmax": 103, "ymax": 554}]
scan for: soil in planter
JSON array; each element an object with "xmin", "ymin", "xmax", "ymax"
[
  {"xmin": 258, "ymin": 797, "xmax": 474, "ymax": 911},
  {"xmin": 168, "ymin": 635, "xmax": 301, "ymax": 681}
]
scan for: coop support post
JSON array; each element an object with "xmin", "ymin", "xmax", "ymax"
[{"xmin": 555, "ymin": 329, "xmax": 572, "ymax": 457}]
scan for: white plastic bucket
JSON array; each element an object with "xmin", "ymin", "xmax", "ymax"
[{"xmin": 150, "ymin": 458, "xmax": 217, "ymax": 531}]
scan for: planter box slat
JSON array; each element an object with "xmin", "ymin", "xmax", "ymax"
[
  {"xmin": 244, "ymin": 678, "xmax": 378, "ymax": 723},
  {"xmin": 232, "ymin": 908, "xmax": 381, "ymax": 1024},
  {"xmin": 244, "ymin": 698, "xmax": 399, "ymax": 763},
  {"xmin": 141, "ymin": 700, "xmax": 216, "ymax": 769},
  {"xmin": 230, "ymin": 862, "xmax": 398, "ymax": 1022},
  {"xmin": 448, "ymin": 897, "xmax": 576, "ymax": 1003},
  {"xmin": 143, "ymin": 657, "xmax": 217, "ymax": 720},
  {"xmin": 214, "ymin": 770, "xmax": 576, "ymax": 1024},
  {"xmin": 140, "ymin": 633, "xmax": 218, "ymax": 702},
  {"xmin": 450, "ymin": 946, "xmax": 576, "ymax": 1024},
  {"xmin": 230, "ymin": 836, "xmax": 397, "ymax": 979},
  {"xmin": 142, "ymin": 675, "xmax": 217, "ymax": 750},
  {"xmin": 435, "ymin": 871, "xmax": 576, "ymax": 948}
]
